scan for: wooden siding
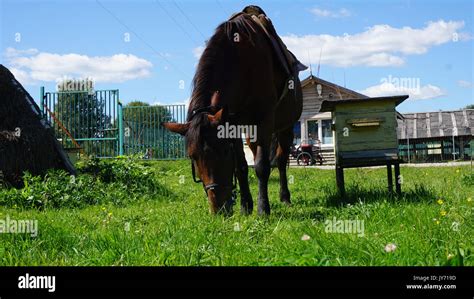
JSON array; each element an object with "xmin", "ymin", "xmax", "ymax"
[
  {"xmin": 334, "ymin": 100, "xmax": 399, "ymax": 152},
  {"xmin": 397, "ymin": 109, "xmax": 474, "ymax": 139},
  {"xmin": 300, "ymin": 75, "xmax": 367, "ymax": 120}
]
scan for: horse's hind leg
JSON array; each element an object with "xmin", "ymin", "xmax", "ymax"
[
  {"xmin": 276, "ymin": 127, "xmax": 293, "ymax": 205},
  {"xmin": 234, "ymin": 139, "xmax": 253, "ymax": 215},
  {"xmin": 254, "ymin": 117, "xmax": 273, "ymax": 216}
]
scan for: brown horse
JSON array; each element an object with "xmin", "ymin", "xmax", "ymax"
[{"xmin": 163, "ymin": 10, "xmax": 304, "ymax": 215}]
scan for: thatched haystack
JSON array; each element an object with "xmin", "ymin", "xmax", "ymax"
[{"xmin": 0, "ymin": 64, "xmax": 76, "ymax": 188}]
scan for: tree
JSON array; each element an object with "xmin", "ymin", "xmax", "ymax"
[
  {"xmin": 54, "ymin": 92, "xmax": 114, "ymax": 156},
  {"xmin": 464, "ymin": 104, "xmax": 474, "ymax": 109},
  {"xmin": 122, "ymin": 101, "xmax": 184, "ymax": 158},
  {"xmin": 123, "ymin": 101, "xmax": 173, "ymax": 128}
]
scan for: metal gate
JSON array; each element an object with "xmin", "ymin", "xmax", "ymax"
[
  {"xmin": 41, "ymin": 87, "xmax": 121, "ymax": 158},
  {"xmin": 122, "ymin": 105, "xmax": 186, "ymax": 159},
  {"xmin": 40, "ymin": 87, "xmax": 186, "ymax": 159}
]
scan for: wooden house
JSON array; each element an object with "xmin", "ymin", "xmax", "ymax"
[{"xmin": 297, "ymin": 75, "xmax": 367, "ymax": 146}]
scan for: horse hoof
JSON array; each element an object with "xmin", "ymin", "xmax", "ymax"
[
  {"xmin": 241, "ymin": 207, "xmax": 253, "ymax": 215},
  {"xmin": 257, "ymin": 205, "xmax": 270, "ymax": 216},
  {"xmin": 280, "ymin": 192, "xmax": 291, "ymax": 205}
]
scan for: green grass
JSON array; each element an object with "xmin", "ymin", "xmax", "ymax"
[{"xmin": 0, "ymin": 159, "xmax": 473, "ymax": 266}]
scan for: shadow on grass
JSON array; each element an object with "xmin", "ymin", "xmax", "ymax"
[{"xmin": 325, "ymin": 184, "xmax": 436, "ymax": 207}]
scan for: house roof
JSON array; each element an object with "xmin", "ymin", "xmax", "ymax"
[
  {"xmin": 319, "ymin": 95, "xmax": 409, "ymax": 112},
  {"xmin": 301, "ymin": 75, "xmax": 368, "ymax": 99},
  {"xmin": 397, "ymin": 109, "xmax": 474, "ymax": 139}
]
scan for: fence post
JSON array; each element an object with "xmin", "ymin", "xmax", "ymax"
[
  {"xmin": 118, "ymin": 101, "xmax": 124, "ymax": 156},
  {"xmin": 40, "ymin": 86, "xmax": 45, "ymax": 117}
]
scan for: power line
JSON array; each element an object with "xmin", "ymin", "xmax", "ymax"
[
  {"xmin": 172, "ymin": 1, "xmax": 207, "ymax": 41},
  {"xmin": 96, "ymin": 0, "xmax": 191, "ymax": 79},
  {"xmin": 155, "ymin": 0, "xmax": 200, "ymax": 46},
  {"xmin": 215, "ymin": 0, "xmax": 230, "ymax": 18}
]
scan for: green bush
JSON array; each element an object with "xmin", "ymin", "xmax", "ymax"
[
  {"xmin": 76, "ymin": 156, "xmax": 158, "ymax": 192},
  {"xmin": 0, "ymin": 157, "xmax": 172, "ymax": 210}
]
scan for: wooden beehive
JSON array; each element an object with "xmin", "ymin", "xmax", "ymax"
[{"xmin": 320, "ymin": 95, "xmax": 409, "ymax": 196}]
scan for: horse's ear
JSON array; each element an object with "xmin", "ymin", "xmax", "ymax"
[
  {"xmin": 208, "ymin": 106, "xmax": 227, "ymax": 127},
  {"xmin": 161, "ymin": 122, "xmax": 189, "ymax": 136}
]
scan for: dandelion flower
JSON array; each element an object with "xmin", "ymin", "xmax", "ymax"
[
  {"xmin": 440, "ymin": 210, "xmax": 447, "ymax": 217},
  {"xmin": 301, "ymin": 234, "xmax": 311, "ymax": 241},
  {"xmin": 447, "ymin": 253, "xmax": 454, "ymax": 260},
  {"xmin": 437, "ymin": 199, "xmax": 443, "ymax": 205},
  {"xmin": 384, "ymin": 243, "xmax": 397, "ymax": 253},
  {"xmin": 467, "ymin": 197, "xmax": 472, "ymax": 203}
]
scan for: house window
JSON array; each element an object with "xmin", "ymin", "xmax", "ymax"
[
  {"xmin": 307, "ymin": 120, "xmax": 319, "ymax": 144},
  {"xmin": 321, "ymin": 119, "xmax": 333, "ymax": 144},
  {"xmin": 293, "ymin": 121, "xmax": 301, "ymax": 145}
]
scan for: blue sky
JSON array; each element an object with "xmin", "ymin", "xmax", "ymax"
[{"xmin": 1, "ymin": 0, "xmax": 472, "ymax": 113}]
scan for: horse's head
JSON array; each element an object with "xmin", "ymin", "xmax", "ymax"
[{"xmin": 163, "ymin": 106, "xmax": 236, "ymax": 214}]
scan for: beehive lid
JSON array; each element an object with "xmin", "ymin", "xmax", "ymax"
[{"xmin": 319, "ymin": 95, "xmax": 409, "ymax": 112}]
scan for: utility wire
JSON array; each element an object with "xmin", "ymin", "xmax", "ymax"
[
  {"xmin": 215, "ymin": 0, "xmax": 230, "ymax": 18},
  {"xmin": 172, "ymin": 0, "xmax": 207, "ymax": 41},
  {"xmin": 96, "ymin": 0, "xmax": 191, "ymax": 79},
  {"xmin": 155, "ymin": 0, "xmax": 200, "ymax": 46}
]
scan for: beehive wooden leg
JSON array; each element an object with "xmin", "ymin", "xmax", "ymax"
[
  {"xmin": 336, "ymin": 165, "xmax": 345, "ymax": 198},
  {"xmin": 394, "ymin": 163, "xmax": 401, "ymax": 195},
  {"xmin": 386, "ymin": 164, "xmax": 393, "ymax": 194}
]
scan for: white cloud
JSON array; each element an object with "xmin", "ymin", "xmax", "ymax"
[
  {"xmin": 310, "ymin": 7, "xmax": 351, "ymax": 18},
  {"xmin": 282, "ymin": 20, "xmax": 469, "ymax": 67},
  {"xmin": 4, "ymin": 47, "xmax": 153, "ymax": 85},
  {"xmin": 4, "ymin": 48, "xmax": 39, "ymax": 57},
  {"xmin": 8, "ymin": 67, "xmax": 34, "ymax": 85},
  {"xmin": 359, "ymin": 82, "xmax": 445, "ymax": 100},
  {"xmin": 457, "ymin": 80, "xmax": 472, "ymax": 88},
  {"xmin": 192, "ymin": 46, "xmax": 205, "ymax": 60}
]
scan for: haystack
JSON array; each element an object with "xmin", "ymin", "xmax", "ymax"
[{"xmin": 0, "ymin": 64, "xmax": 76, "ymax": 187}]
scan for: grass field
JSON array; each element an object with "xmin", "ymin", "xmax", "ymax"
[{"xmin": 0, "ymin": 158, "xmax": 472, "ymax": 266}]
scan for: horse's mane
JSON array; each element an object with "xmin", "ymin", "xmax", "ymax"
[
  {"xmin": 186, "ymin": 14, "xmax": 260, "ymax": 155},
  {"xmin": 188, "ymin": 14, "xmax": 258, "ymax": 118}
]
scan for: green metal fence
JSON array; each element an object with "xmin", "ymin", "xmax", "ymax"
[
  {"xmin": 40, "ymin": 87, "xmax": 186, "ymax": 160},
  {"xmin": 122, "ymin": 105, "xmax": 186, "ymax": 159}
]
